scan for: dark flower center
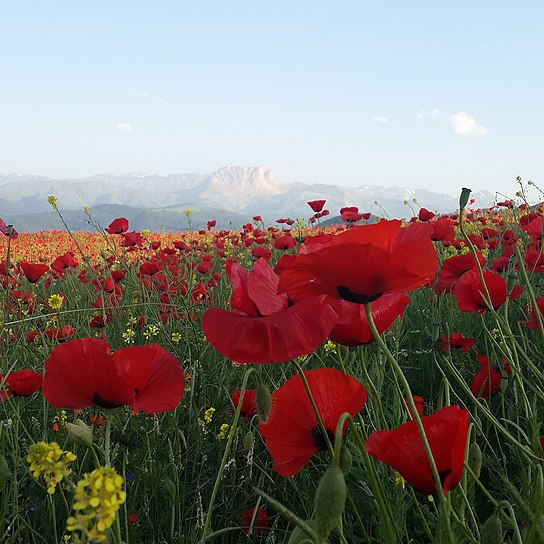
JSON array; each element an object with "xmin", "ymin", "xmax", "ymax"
[
  {"xmin": 337, "ymin": 285, "xmax": 383, "ymax": 304},
  {"xmin": 311, "ymin": 425, "xmax": 335, "ymax": 451},
  {"xmin": 93, "ymin": 393, "xmax": 124, "ymax": 409}
]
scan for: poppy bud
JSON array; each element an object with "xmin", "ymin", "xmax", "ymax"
[
  {"xmin": 468, "ymin": 442, "xmax": 482, "ymax": 479},
  {"xmin": 314, "ymin": 466, "xmax": 347, "ymax": 540},
  {"xmin": 0, "ymin": 454, "xmax": 10, "ymax": 488},
  {"xmin": 480, "ymin": 515, "xmax": 503, "ymax": 544},
  {"xmin": 256, "ymin": 381, "xmax": 272, "ymax": 423},
  {"xmin": 459, "ymin": 187, "xmax": 472, "ymax": 211},
  {"xmin": 287, "ymin": 519, "xmax": 318, "ymax": 544},
  {"xmin": 243, "ymin": 430, "xmax": 254, "ymax": 453},
  {"xmin": 66, "ymin": 419, "xmax": 93, "ymax": 449}
]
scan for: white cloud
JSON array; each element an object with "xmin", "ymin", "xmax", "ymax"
[
  {"xmin": 370, "ymin": 115, "xmax": 390, "ymax": 124},
  {"xmin": 127, "ymin": 89, "xmax": 149, "ymax": 97},
  {"xmin": 117, "ymin": 122, "xmax": 136, "ymax": 134},
  {"xmin": 158, "ymin": 98, "xmax": 171, "ymax": 107},
  {"xmin": 449, "ymin": 111, "xmax": 488, "ymax": 136},
  {"xmin": 417, "ymin": 108, "xmax": 439, "ymax": 119}
]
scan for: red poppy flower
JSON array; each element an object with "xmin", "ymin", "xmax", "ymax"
[
  {"xmin": 0, "ymin": 369, "xmax": 43, "ymax": 401},
  {"xmin": 453, "ymin": 269, "xmax": 522, "ymax": 313},
  {"xmin": 241, "ymin": 508, "xmax": 268, "ymax": 535},
  {"xmin": 307, "ymin": 200, "xmax": 326, "ymax": 213},
  {"xmin": 51, "ymin": 251, "xmax": 79, "ymax": 273},
  {"xmin": 418, "ymin": 208, "xmax": 435, "ymax": 222},
  {"xmin": 19, "ymin": 261, "xmax": 49, "ymax": 283},
  {"xmin": 434, "ymin": 252, "xmax": 486, "ymax": 294},
  {"xmin": 121, "ymin": 231, "xmax": 143, "ymax": 247},
  {"xmin": 42, "ymin": 338, "xmax": 184, "ymax": 413},
  {"xmin": 340, "ymin": 206, "xmax": 366, "ymax": 223},
  {"xmin": 471, "ymin": 355, "xmax": 502, "ymax": 397},
  {"xmin": 439, "ymin": 333, "xmax": 475, "ymax": 352},
  {"xmin": 202, "ymin": 259, "xmax": 337, "ymax": 364},
  {"xmin": 274, "ymin": 235, "xmax": 297, "ymax": 250},
  {"xmin": 113, "ymin": 344, "xmax": 185, "ymax": 414},
  {"xmin": 105, "ymin": 217, "xmax": 129, "ymax": 234},
  {"xmin": 230, "ymin": 389, "xmax": 258, "ymax": 421},
  {"xmin": 259, "ymin": 368, "xmax": 367, "ymax": 476},
  {"xmin": 0, "ymin": 217, "xmax": 18, "ymax": 239},
  {"xmin": 279, "ymin": 220, "xmax": 437, "ymax": 306},
  {"xmin": 365, "ymin": 405, "xmax": 469, "ymax": 495}
]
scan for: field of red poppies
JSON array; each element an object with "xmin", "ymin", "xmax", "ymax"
[{"xmin": 1, "ymin": 189, "xmax": 543, "ymax": 543}]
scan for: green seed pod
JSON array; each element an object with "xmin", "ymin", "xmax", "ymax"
[
  {"xmin": 459, "ymin": 187, "xmax": 472, "ymax": 210},
  {"xmin": 314, "ymin": 466, "xmax": 347, "ymax": 540},
  {"xmin": 163, "ymin": 477, "xmax": 177, "ymax": 500},
  {"xmin": 0, "ymin": 454, "xmax": 10, "ymax": 488},
  {"xmin": 66, "ymin": 419, "xmax": 93, "ymax": 449},
  {"xmin": 468, "ymin": 442, "xmax": 482, "ymax": 479},
  {"xmin": 480, "ymin": 515, "xmax": 502, "ymax": 544},
  {"xmin": 339, "ymin": 445, "xmax": 352, "ymax": 475},
  {"xmin": 243, "ymin": 430, "xmax": 254, "ymax": 453},
  {"xmin": 256, "ymin": 381, "xmax": 272, "ymax": 423},
  {"xmin": 288, "ymin": 519, "xmax": 318, "ymax": 544}
]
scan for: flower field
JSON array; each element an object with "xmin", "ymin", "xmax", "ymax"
[{"xmin": 1, "ymin": 189, "xmax": 543, "ymax": 543}]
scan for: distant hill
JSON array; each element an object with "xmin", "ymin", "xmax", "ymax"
[{"xmin": 0, "ymin": 166, "xmax": 496, "ymax": 232}]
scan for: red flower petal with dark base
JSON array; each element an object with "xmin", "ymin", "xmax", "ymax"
[
  {"xmin": 42, "ymin": 338, "xmax": 135, "ymax": 409},
  {"xmin": 113, "ymin": 344, "xmax": 184, "ymax": 414},
  {"xmin": 105, "ymin": 217, "xmax": 129, "ymax": 234},
  {"xmin": 0, "ymin": 369, "xmax": 42, "ymax": 401},
  {"xmin": 365, "ymin": 405, "xmax": 469, "ymax": 495},
  {"xmin": 259, "ymin": 368, "xmax": 367, "ymax": 476}
]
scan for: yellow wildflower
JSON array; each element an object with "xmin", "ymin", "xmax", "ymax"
[
  {"xmin": 26, "ymin": 442, "xmax": 76, "ymax": 494},
  {"xmin": 204, "ymin": 407, "xmax": 215, "ymax": 424},
  {"xmin": 217, "ymin": 423, "xmax": 229, "ymax": 440},
  {"xmin": 47, "ymin": 195, "xmax": 58, "ymax": 209},
  {"xmin": 171, "ymin": 332, "xmax": 182, "ymax": 344},
  {"xmin": 66, "ymin": 466, "xmax": 126, "ymax": 543},
  {"xmin": 48, "ymin": 294, "xmax": 64, "ymax": 310}
]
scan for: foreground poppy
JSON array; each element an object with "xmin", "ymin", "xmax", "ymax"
[
  {"xmin": 202, "ymin": 259, "xmax": 337, "ymax": 364},
  {"xmin": 365, "ymin": 405, "xmax": 469, "ymax": 495},
  {"xmin": 42, "ymin": 338, "xmax": 184, "ymax": 413},
  {"xmin": 259, "ymin": 368, "xmax": 367, "ymax": 476},
  {"xmin": 279, "ymin": 220, "xmax": 437, "ymax": 306},
  {"xmin": 471, "ymin": 355, "xmax": 502, "ymax": 397},
  {"xmin": 0, "ymin": 369, "xmax": 43, "ymax": 401}
]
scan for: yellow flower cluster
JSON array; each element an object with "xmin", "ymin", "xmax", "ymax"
[
  {"xmin": 67, "ymin": 466, "xmax": 126, "ymax": 543},
  {"xmin": 47, "ymin": 195, "xmax": 58, "ymax": 209},
  {"xmin": 204, "ymin": 407, "xmax": 215, "ymax": 424},
  {"xmin": 217, "ymin": 423, "xmax": 229, "ymax": 440},
  {"xmin": 26, "ymin": 442, "xmax": 76, "ymax": 494}
]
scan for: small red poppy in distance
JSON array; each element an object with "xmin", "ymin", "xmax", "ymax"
[
  {"xmin": 279, "ymin": 220, "xmax": 437, "ymax": 305},
  {"xmin": 42, "ymin": 338, "xmax": 184, "ymax": 413},
  {"xmin": 365, "ymin": 405, "xmax": 469, "ymax": 495},
  {"xmin": 241, "ymin": 508, "xmax": 268, "ymax": 535},
  {"xmin": 19, "ymin": 261, "xmax": 49, "ymax": 283},
  {"xmin": 202, "ymin": 258, "xmax": 337, "ymax": 364},
  {"xmin": 471, "ymin": 355, "xmax": 502, "ymax": 397},
  {"xmin": 105, "ymin": 217, "xmax": 129, "ymax": 234},
  {"xmin": 307, "ymin": 199, "xmax": 326, "ymax": 213},
  {"xmin": 522, "ymin": 296, "xmax": 544, "ymax": 330},
  {"xmin": 0, "ymin": 369, "xmax": 43, "ymax": 401},
  {"xmin": 259, "ymin": 368, "xmax": 367, "ymax": 476},
  {"xmin": 230, "ymin": 389, "xmax": 258, "ymax": 421}
]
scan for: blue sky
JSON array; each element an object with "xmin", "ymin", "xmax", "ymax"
[{"xmin": 1, "ymin": 2, "xmax": 543, "ymax": 197}]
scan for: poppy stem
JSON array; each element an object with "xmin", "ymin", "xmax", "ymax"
[{"xmin": 364, "ymin": 303, "xmax": 455, "ymax": 543}]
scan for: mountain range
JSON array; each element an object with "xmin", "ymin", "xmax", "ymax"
[{"xmin": 0, "ymin": 166, "xmax": 496, "ymax": 232}]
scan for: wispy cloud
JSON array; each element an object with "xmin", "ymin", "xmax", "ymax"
[
  {"xmin": 449, "ymin": 112, "xmax": 487, "ymax": 136},
  {"xmin": 370, "ymin": 115, "xmax": 390, "ymax": 124},
  {"xmin": 158, "ymin": 98, "xmax": 171, "ymax": 108},
  {"xmin": 117, "ymin": 122, "xmax": 136, "ymax": 134},
  {"xmin": 127, "ymin": 89, "xmax": 150, "ymax": 97},
  {"xmin": 417, "ymin": 108, "xmax": 439, "ymax": 119}
]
